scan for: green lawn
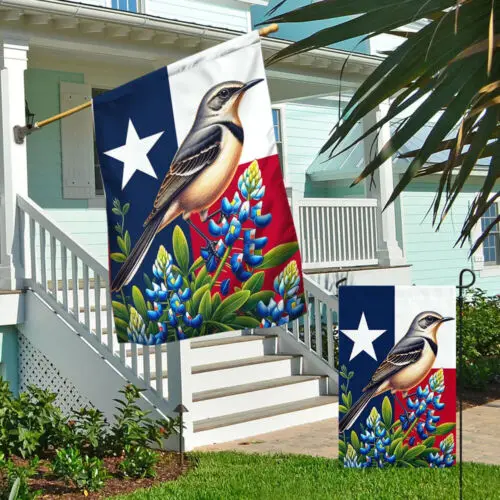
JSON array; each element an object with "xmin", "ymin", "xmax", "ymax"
[{"xmin": 114, "ymin": 452, "xmax": 499, "ymax": 500}]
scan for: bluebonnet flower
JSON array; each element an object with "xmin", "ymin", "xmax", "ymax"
[
  {"xmin": 250, "ymin": 202, "xmax": 272, "ymax": 228},
  {"xmin": 225, "ymin": 218, "xmax": 241, "ymax": 246},
  {"xmin": 417, "ymin": 421, "xmax": 428, "ymax": 440},
  {"xmin": 238, "ymin": 160, "xmax": 265, "ymax": 201},
  {"xmin": 429, "ymin": 369, "xmax": 445, "ymax": 393},
  {"xmin": 428, "ymin": 435, "xmax": 455, "ymax": 468},
  {"xmin": 145, "ymin": 282, "xmax": 168, "ymax": 302},
  {"xmin": 153, "ymin": 245, "xmax": 172, "ymax": 280},
  {"xmin": 344, "ymin": 444, "xmax": 362, "ymax": 469},
  {"xmin": 256, "ymin": 298, "xmax": 289, "ymax": 327},
  {"xmin": 183, "ymin": 312, "xmax": 203, "ymax": 328},
  {"xmin": 409, "ymin": 437, "xmax": 416, "ymax": 446},
  {"xmin": 176, "ymin": 326, "xmax": 186, "ymax": 341},
  {"xmin": 170, "ymin": 293, "xmax": 186, "ymax": 315},
  {"xmin": 167, "ymin": 308, "xmax": 178, "ymax": 327},
  {"xmin": 201, "ymin": 247, "xmax": 218, "ymax": 272},
  {"xmin": 208, "ymin": 217, "xmax": 229, "ymax": 237},
  {"xmin": 230, "ymin": 254, "xmax": 252, "ymax": 282},
  {"xmin": 220, "ymin": 279, "xmax": 231, "ymax": 296},
  {"xmin": 274, "ymin": 261, "xmax": 301, "ymax": 299},
  {"xmin": 147, "ymin": 302, "xmax": 163, "ymax": 321},
  {"xmin": 358, "ymin": 407, "xmax": 394, "ymax": 468},
  {"xmin": 167, "ymin": 273, "xmax": 183, "ymax": 291},
  {"xmin": 221, "ymin": 192, "xmax": 242, "ymax": 216},
  {"xmin": 127, "ymin": 307, "xmax": 165, "ymax": 345}
]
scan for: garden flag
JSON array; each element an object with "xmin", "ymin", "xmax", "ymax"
[
  {"xmin": 338, "ymin": 286, "xmax": 456, "ymax": 468},
  {"xmin": 93, "ymin": 32, "xmax": 306, "ymax": 345}
]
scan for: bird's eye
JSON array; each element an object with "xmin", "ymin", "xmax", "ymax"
[
  {"xmin": 426, "ymin": 315, "xmax": 434, "ymax": 322},
  {"xmin": 219, "ymin": 89, "xmax": 230, "ymax": 98}
]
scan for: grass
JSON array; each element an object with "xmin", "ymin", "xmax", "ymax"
[{"xmin": 114, "ymin": 452, "xmax": 500, "ymax": 500}]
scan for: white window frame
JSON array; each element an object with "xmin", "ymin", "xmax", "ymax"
[
  {"xmin": 272, "ymin": 104, "xmax": 289, "ymax": 188},
  {"xmin": 473, "ymin": 199, "xmax": 500, "ymax": 277}
]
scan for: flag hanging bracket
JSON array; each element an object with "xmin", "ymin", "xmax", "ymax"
[{"xmin": 12, "ymin": 24, "xmax": 279, "ymax": 145}]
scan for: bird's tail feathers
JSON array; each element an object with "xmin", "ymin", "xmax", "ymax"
[
  {"xmin": 339, "ymin": 386, "xmax": 378, "ymax": 433},
  {"xmin": 111, "ymin": 214, "xmax": 163, "ymax": 292}
]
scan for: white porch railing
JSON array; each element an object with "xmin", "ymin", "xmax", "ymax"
[
  {"xmin": 292, "ymin": 198, "xmax": 379, "ymax": 271},
  {"xmin": 16, "ymin": 195, "xmax": 185, "ymax": 423}
]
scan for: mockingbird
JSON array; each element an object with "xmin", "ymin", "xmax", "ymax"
[
  {"xmin": 339, "ymin": 311, "xmax": 454, "ymax": 433},
  {"xmin": 111, "ymin": 78, "xmax": 263, "ymax": 291}
]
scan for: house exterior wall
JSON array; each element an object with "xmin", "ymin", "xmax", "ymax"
[
  {"xmin": 0, "ymin": 325, "xmax": 18, "ymax": 395},
  {"xmin": 401, "ymin": 180, "xmax": 500, "ymax": 294}
]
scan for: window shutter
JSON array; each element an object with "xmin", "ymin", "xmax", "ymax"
[{"xmin": 60, "ymin": 82, "xmax": 94, "ymax": 199}]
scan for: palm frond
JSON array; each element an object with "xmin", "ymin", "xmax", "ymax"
[{"xmin": 264, "ymin": 0, "xmax": 500, "ymax": 253}]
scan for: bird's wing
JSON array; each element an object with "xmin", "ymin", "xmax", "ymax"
[
  {"xmin": 144, "ymin": 125, "xmax": 222, "ymax": 226},
  {"xmin": 364, "ymin": 336, "xmax": 426, "ymax": 390}
]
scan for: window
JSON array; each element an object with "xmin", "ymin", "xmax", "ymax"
[
  {"xmin": 92, "ymin": 88, "xmax": 107, "ymax": 196},
  {"xmin": 111, "ymin": 0, "xmax": 138, "ymax": 12},
  {"xmin": 272, "ymin": 108, "xmax": 284, "ymax": 172},
  {"xmin": 481, "ymin": 203, "xmax": 500, "ymax": 265}
]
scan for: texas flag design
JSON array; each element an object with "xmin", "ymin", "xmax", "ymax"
[
  {"xmin": 338, "ymin": 286, "xmax": 456, "ymax": 468},
  {"xmin": 93, "ymin": 32, "xmax": 306, "ymax": 345}
]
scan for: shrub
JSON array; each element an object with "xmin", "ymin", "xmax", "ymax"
[
  {"xmin": 0, "ymin": 382, "xmax": 66, "ymax": 459},
  {"xmin": 459, "ymin": 288, "xmax": 500, "ymax": 390},
  {"xmin": 0, "ymin": 453, "xmax": 40, "ymax": 500},
  {"xmin": 51, "ymin": 447, "xmax": 108, "ymax": 492},
  {"xmin": 67, "ymin": 408, "xmax": 109, "ymax": 458},
  {"xmin": 109, "ymin": 385, "xmax": 165, "ymax": 455},
  {"xmin": 119, "ymin": 446, "xmax": 158, "ymax": 479}
]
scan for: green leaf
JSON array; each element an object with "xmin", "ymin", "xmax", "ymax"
[
  {"xmin": 199, "ymin": 290, "xmax": 212, "ymax": 320},
  {"xmin": 112, "ymin": 301, "xmax": 129, "ymax": 322},
  {"xmin": 124, "ymin": 230, "xmax": 131, "ymax": 255},
  {"xmin": 191, "ymin": 285, "xmax": 211, "ymax": 315},
  {"xmin": 257, "ymin": 242, "xmax": 299, "ymax": 270},
  {"xmin": 242, "ymin": 272, "xmax": 265, "ymax": 294},
  {"xmin": 341, "ymin": 393, "xmax": 349, "ymax": 407},
  {"xmin": 173, "ymin": 225, "xmax": 190, "ymax": 275},
  {"xmin": 117, "ymin": 236, "xmax": 128, "ymax": 255},
  {"xmin": 212, "ymin": 293, "xmax": 222, "ymax": 311},
  {"xmin": 422, "ymin": 436, "xmax": 436, "ymax": 448},
  {"xmin": 195, "ymin": 266, "xmax": 209, "ymax": 289},
  {"xmin": 204, "ymin": 320, "xmax": 233, "ymax": 332},
  {"xmin": 433, "ymin": 423, "xmax": 456, "ymax": 436},
  {"xmin": 122, "ymin": 202, "xmax": 130, "ymax": 215},
  {"xmin": 389, "ymin": 437, "xmax": 403, "ymax": 456},
  {"xmin": 143, "ymin": 273, "xmax": 153, "ymax": 290},
  {"xmin": 339, "ymin": 404, "xmax": 348, "ymax": 414},
  {"xmin": 338, "ymin": 439, "xmax": 347, "ymax": 454},
  {"xmin": 231, "ymin": 316, "xmax": 261, "ymax": 329},
  {"xmin": 189, "ymin": 256, "xmax": 205, "ymax": 275},
  {"xmin": 132, "ymin": 286, "xmax": 148, "ymax": 322},
  {"xmin": 394, "ymin": 440, "xmax": 405, "ymax": 459},
  {"xmin": 243, "ymin": 291, "xmax": 275, "ymax": 311},
  {"xmin": 112, "ymin": 207, "xmax": 121, "ymax": 216},
  {"xmin": 382, "ymin": 396, "xmax": 393, "ymax": 429},
  {"xmin": 213, "ymin": 291, "xmax": 251, "ymax": 321},
  {"xmin": 403, "ymin": 445, "xmax": 427, "ymax": 461},
  {"xmin": 350, "ymin": 431, "xmax": 360, "ymax": 452},
  {"xmin": 110, "ymin": 252, "xmax": 127, "ymax": 263}
]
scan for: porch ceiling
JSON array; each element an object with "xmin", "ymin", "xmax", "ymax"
[{"xmin": 0, "ymin": 0, "xmax": 381, "ymax": 101}]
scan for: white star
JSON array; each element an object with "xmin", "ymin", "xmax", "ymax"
[
  {"xmin": 104, "ymin": 119, "xmax": 164, "ymax": 190},
  {"xmin": 341, "ymin": 313, "xmax": 386, "ymax": 361}
]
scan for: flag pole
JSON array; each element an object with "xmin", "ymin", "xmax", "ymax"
[{"xmin": 13, "ymin": 24, "xmax": 279, "ymax": 144}]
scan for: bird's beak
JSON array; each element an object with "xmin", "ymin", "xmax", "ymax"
[
  {"xmin": 439, "ymin": 317, "xmax": 454, "ymax": 324},
  {"xmin": 237, "ymin": 78, "xmax": 264, "ymax": 94}
]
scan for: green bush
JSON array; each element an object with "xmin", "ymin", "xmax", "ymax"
[
  {"xmin": 51, "ymin": 447, "xmax": 108, "ymax": 492},
  {"xmin": 0, "ymin": 453, "xmax": 40, "ymax": 500},
  {"xmin": 67, "ymin": 408, "xmax": 109, "ymax": 458},
  {"xmin": 119, "ymin": 446, "xmax": 158, "ymax": 479},
  {"xmin": 459, "ymin": 288, "xmax": 500, "ymax": 390}
]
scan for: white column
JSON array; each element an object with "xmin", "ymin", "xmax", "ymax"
[
  {"xmin": 363, "ymin": 101, "xmax": 405, "ymax": 266},
  {"xmin": 0, "ymin": 39, "xmax": 29, "ymax": 290}
]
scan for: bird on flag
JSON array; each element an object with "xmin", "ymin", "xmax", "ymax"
[
  {"xmin": 339, "ymin": 311, "xmax": 454, "ymax": 433},
  {"xmin": 111, "ymin": 78, "xmax": 263, "ymax": 292}
]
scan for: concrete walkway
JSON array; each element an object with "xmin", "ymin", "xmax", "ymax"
[{"xmin": 198, "ymin": 400, "xmax": 500, "ymax": 465}]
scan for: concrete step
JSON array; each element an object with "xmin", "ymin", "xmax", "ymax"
[
  {"xmin": 192, "ymin": 396, "xmax": 338, "ymax": 448},
  {"xmin": 192, "ymin": 375, "xmax": 327, "ymax": 420}
]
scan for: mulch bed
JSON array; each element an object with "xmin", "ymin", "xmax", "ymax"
[
  {"xmin": 457, "ymin": 382, "xmax": 500, "ymax": 411},
  {"xmin": 12, "ymin": 451, "xmax": 188, "ymax": 499}
]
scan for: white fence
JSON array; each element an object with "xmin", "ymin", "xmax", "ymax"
[{"xmin": 292, "ymin": 198, "xmax": 379, "ymax": 271}]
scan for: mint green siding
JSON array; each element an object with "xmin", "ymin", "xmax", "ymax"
[
  {"xmin": 402, "ymin": 181, "xmax": 500, "ymax": 294},
  {"xmin": 25, "ymin": 68, "xmax": 87, "ymax": 210},
  {"xmin": 0, "ymin": 326, "xmax": 18, "ymax": 395},
  {"xmin": 284, "ymin": 103, "xmax": 338, "ymax": 197},
  {"xmin": 146, "ymin": 0, "xmax": 249, "ymax": 31}
]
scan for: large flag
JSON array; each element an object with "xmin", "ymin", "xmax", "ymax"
[
  {"xmin": 338, "ymin": 286, "xmax": 456, "ymax": 468},
  {"xmin": 93, "ymin": 32, "xmax": 306, "ymax": 345}
]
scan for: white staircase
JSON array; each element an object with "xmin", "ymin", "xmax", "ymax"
[{"xmin": 16, "ymin": 194, "xmax": 339, "ymax": 450}]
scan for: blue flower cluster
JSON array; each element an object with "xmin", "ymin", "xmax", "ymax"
[
  {"xmin": 357, "ymin": 408, "xmax": 396, "ymax": 468},
  {"xmin": 399, "ymin": 369, "xmax": 446, "ymax": 440},
  {"xmin": 428, "ymin": 435, "xmax": 455, "ymax": 468},
  {"xmin": 201, "ymin": 161, "xmax": 272, "ymax": 290},
  {"xmin": 127, "ymin": 307, "xmax": 166, "ymax": 345},
  {"xmin": 257, "ymin": 260, "xmax": 305, "ymax": 327},
  {"xmin": 344, "ymin": 444, "xmax": 362, "ymax": 468},
  {"xmin": 144, "ymin": 245, "xmax": 202, "ymax": 342}
]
